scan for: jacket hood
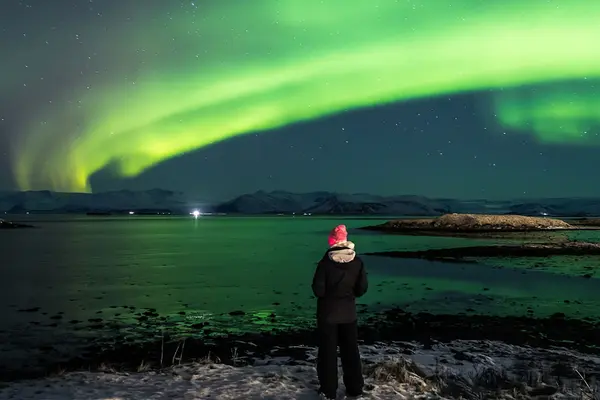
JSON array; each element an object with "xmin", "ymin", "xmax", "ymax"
[{"xmin": 328, "ymin": 240, "xmax": 356, "ymax": 263}]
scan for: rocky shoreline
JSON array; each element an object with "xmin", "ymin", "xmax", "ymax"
[
  {"xmin": 0, "ymin": 219, "xmax": 34, "ymax": 229},
  {"xmin": 569, "ymin": 217, "xmax": 600, "ymax": 227},
  {"xmin": 3, "ymin": 211, "xmax": 600, "ymax": 391},
  {"xmin": 2, "ymin": 308, "xmax": 600, "ymax": 383},
  {"xmin": 365, "ymin": 240, "xmax": 600, "ymax": 261},
  {"xmin": 4, "ymin": 339, "xmax": 600, "ymax": 399}
]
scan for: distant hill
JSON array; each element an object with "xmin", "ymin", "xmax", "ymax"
[
  {"xmin": 2, "ymin": 189, "xmax": 600, "ymax": 216},
  {"xmin": 507, "ymin": 198, "xmax": 600, "ymax": 217},
  {"xmin": 213, "ymin": 190, "xmax": 504, "ymax": 216},
  {"xmin": 0, "ymin": 189, "xmax": 203, "ymax": 215}
]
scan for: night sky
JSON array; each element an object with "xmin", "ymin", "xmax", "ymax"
[{"xmin": 0, "ymin": 0, "xmax": 599, "ymax": 202}]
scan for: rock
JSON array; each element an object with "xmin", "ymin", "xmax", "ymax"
[
  {"xmin": 0, "ymin": 218, "xmax": 34, "ymax": 229},
  {"xmin": 18, "ymin": 307, "xmax": 41, "ymax": 313},
  {"xmin": 528, "ymin": 385, "xmax": 559, "ymax": 396},
  {"xmin": 366, "ymin": 241, "xmax": 600, "ymax": 261}
]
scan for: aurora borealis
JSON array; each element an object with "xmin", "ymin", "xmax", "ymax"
[{"xmin": 1, "ymin": 0, "xmax": 599, "ymax": 198}]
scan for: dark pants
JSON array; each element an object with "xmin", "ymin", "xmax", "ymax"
[{"xmin": 317, "ymin": 320, "xmax": 364, "ymax": 397}]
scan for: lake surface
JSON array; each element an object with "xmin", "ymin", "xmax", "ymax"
[{"xmin": 1, "ymin": 215, "xmax": 600, "ymax": 369}]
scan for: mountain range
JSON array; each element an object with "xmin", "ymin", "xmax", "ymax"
[
  {"xmin": 0, "ymin": 189, "xmax": 193, "ymax": 215},
  {"xmin": 1, "ymin": 189, "xmax": 600, "ymax": 217}
]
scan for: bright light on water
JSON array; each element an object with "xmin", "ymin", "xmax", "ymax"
[{"xmin": 191, "ymin": 210, "xmax": 200, "ymax": 218}]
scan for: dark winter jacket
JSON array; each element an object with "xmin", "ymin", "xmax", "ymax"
[{"xmin": 311, "ymin": 241, "xmax": 368, "ymax": 324}]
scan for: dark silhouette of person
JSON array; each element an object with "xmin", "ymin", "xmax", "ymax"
[{"xmin": 312, "ymin": 224, "xmax": 369, "ymax": 399}]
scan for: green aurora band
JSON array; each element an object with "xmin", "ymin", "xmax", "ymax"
[
  {"xmin": 493, "ymin": 81, "xmax": 600, "ymax": 143},
  {"xmin": 12, "ymin": 0, "xmax": 600, "ymax": 192}
]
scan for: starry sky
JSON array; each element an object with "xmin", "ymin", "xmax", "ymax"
[{"xmin": 0, "ymin": 0, "xmax": 599, "ymax": 202}]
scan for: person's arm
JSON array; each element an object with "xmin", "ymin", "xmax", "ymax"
[
  {"xmin": 311, "ymin": 260, "xmax": 327, "ymax": 298},
  {"xmin": 354, "ymin": 260, "xmax": 368, "ymax": 297}
]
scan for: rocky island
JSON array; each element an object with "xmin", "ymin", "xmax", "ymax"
[
  {"xmin": 361, "ymin": 213, "xmax": 600, "ymax": 261},
  {"xmin": 361, "ymin": 213, "xmax": 574, "ymax": 234},
  {"xmin": 358, "ymin": 213, "xmax": 595, "ymax": 241},
  {"xmin": 0, "ymin": 218, "xmax": 34, "ymax": 229}
]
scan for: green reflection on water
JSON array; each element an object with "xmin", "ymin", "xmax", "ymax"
[{"xmin": 2, "ymin": 215, "xmax": 600, "ymax": 339}]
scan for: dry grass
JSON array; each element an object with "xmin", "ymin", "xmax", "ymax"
[
  {"xmin": 364, "ymin": 358, "xmax": 433, "ymax": 394},
  {"xmin": 97, "ymin": 363, "xmax": 117, "ymax": 373},
  {"xmin": 364, "ymin": 357, "xmax": 600, "ymax": 400},
  {"xmin": 137, "ymin": 360, "xmax": 152, "ymax": 373}
]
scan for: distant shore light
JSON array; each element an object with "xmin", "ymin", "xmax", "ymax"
[{"xmin": 192, "ymin": 210, "xmax": 200, "ymax": 218}]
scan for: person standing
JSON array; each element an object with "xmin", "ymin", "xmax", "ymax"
[{"xmin": 312, "ymin": 224, "xmax": 369, "ymax": 399}]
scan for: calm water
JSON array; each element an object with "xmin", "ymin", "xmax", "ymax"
[{"xmin": 1, "ymin": 215, "xmax": 600, "ymax": 367}]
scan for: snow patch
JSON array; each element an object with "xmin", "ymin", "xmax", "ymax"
[{"xmin": 1, "ymin": 340, "xmax": 599, "ymax": 399}]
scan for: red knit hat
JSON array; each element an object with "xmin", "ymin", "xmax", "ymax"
[{"xmin": 328, "ymin": 224, "xmax": 348, "ymax": 247}]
